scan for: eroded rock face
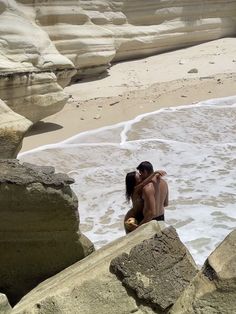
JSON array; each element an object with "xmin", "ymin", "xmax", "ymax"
[
  {"xmin": 0, "ymin": 293, "xmax": 12, "ymax": 314},
  {"xmin": 110, "ymin": 226, "xmax": 198, "ymax": 312},
  {"xmin": 170, "ymin": 229, "xmax": 236, "ymax": 314},
  {"xmin": 0, "ymin": 72, "xmax": 70, "ymax": 123},
  {"xmin": 12, "ymin": 222, "xmax": 198, "ymax": 314},
  {"xmin": 31, "ymin": 0, "xmax": 236, "ymax": 75},
  {"xmin": 0, "ymin": 99, "xmax": 32, "ymax": 158},
  {"xmin": 0, "ymin": 159, "xmax": 94, "ymax": 305},
  {"xmin": 1, "ymin": 0, "xmax": 236, "ymax": 124},
  {"xmin": 0, "ymin": 0, "xmax": 75, "ymax": 123},
  {"xmin": 0, "ymin": 0, "xmax": 74, "ymax": 77}
]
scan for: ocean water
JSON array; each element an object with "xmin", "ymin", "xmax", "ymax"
[{"xmin": 19, "ymin": 96, "xmax": 236, "ymax": 266}]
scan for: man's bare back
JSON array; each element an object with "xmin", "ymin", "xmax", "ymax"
[
  {"xmin": 153, "ymin": 177, "xmax": 168, "ymax": 217},
  {"xmin": 141, "ymin": 177, "xmax": 168, "ymax": 224}
]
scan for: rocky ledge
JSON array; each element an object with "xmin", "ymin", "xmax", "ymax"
[{"xmin": 8, "ymin": 222, "xmax": 236, "ymax": 314}]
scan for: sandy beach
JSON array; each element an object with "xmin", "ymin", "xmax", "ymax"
[{"xmin": 21, "ymin": 37, "xmax": 236, "ymax": 152}]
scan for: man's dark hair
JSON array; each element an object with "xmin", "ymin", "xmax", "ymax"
[{"xmin": 137, "ymin": 161, "xmax": 154, "ymax": 174}]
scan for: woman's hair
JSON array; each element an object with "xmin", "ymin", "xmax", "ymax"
[{"xmin": 125, "ymin": 171, "xmax": 137, "ymax": 202}]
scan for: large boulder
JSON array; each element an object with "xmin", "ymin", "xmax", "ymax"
[
  {"xmin": 12, "ymin": 223, "xmax": 198, "ymax": 314},
  {"xmin": 110, "ymin": 226, "xmax": 198, "ymax": 312},
  {"xmin": 170, "ymin": 229, "xmax": 236, "ymax": 314},
  {"xmin": 0, "ymin": 99, "xmax": 32, "ymax": 158},
  {"xmin": 0, "ymin": 159, "xmax": 94, "ymax": 305}
]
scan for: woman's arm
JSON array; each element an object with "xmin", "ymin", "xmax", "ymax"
[{"xmin": 134, "ymin": 170, "xmax": 166, "ymax": 192}]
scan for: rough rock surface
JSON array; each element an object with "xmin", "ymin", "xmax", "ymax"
[
  {"xmin": 110, "ymin": 226, "xmax": 198, "ymax": 312},
  {"xmin": 0, "ymin": 159, "xmax": 94, "ymax": 305},
  {"xmin": 12, "ymin": 222, "xmax": 198, "ymax": 314},
  {"xmin": 1, "ymin": 0, "xmax": 236, "ymax": 123},
  {"xmin": 0, "ymin": 293, "xmax": 12, "ymax": 314},
  {"xmin": 170, "ymin": 229, "xmax": 236, "ymax": 314},
  {"xmin": 0, "ymin": 99, "xmax": 32, "ymax": 158}
]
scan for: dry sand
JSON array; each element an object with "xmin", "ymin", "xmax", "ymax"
[{"xmin": 21, "ymin": 37, "xmax": 236, "ymax": 152}]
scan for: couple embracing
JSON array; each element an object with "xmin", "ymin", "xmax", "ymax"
[{"xmin": 124, "ymin": 161, "xmax": 169, "ymax": 233}]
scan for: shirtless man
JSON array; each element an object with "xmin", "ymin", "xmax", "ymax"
[{"xmin": 136, "ymin": 161, "xmax": 168, "ymax": 226}]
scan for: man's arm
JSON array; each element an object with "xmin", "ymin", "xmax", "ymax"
[
  {"xmin": 138, "ymin": 183, "xmax": 156, "ymax": 226},
  {"xmin": 134, "ymin": 170, "xmax": 166, "ymax": 193}
]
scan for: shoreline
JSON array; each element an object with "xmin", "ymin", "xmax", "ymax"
[{"xmin": 20, "ymin": 38, "xmax": 236, "ymax": 152}]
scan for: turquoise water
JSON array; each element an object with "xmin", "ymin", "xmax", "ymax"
[{"xmin": 19, "ymin": 95, "xmax": 236, "ymax": 266}]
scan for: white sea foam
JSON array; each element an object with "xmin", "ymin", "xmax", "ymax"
[{"xmin": 19, "ymin": 96, "xmax": 236, "ymax": 266}]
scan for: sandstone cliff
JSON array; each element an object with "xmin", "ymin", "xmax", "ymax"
[
  {"xmin": 1, "ymin": 0, "xmax": 236, "ymax": 127},
  {"xmin": 0, "ymin": 0, "xmax": 75, "ymax": 125}
]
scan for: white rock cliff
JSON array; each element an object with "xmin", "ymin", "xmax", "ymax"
[{"xmin": 0, "ymin": 0, "xmax": 236, "ymax": 157}]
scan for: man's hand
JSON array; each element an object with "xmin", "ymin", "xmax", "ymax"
[{"xmin": 156, "ymin": 170, "xmax": 167, "ymax": 177}]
